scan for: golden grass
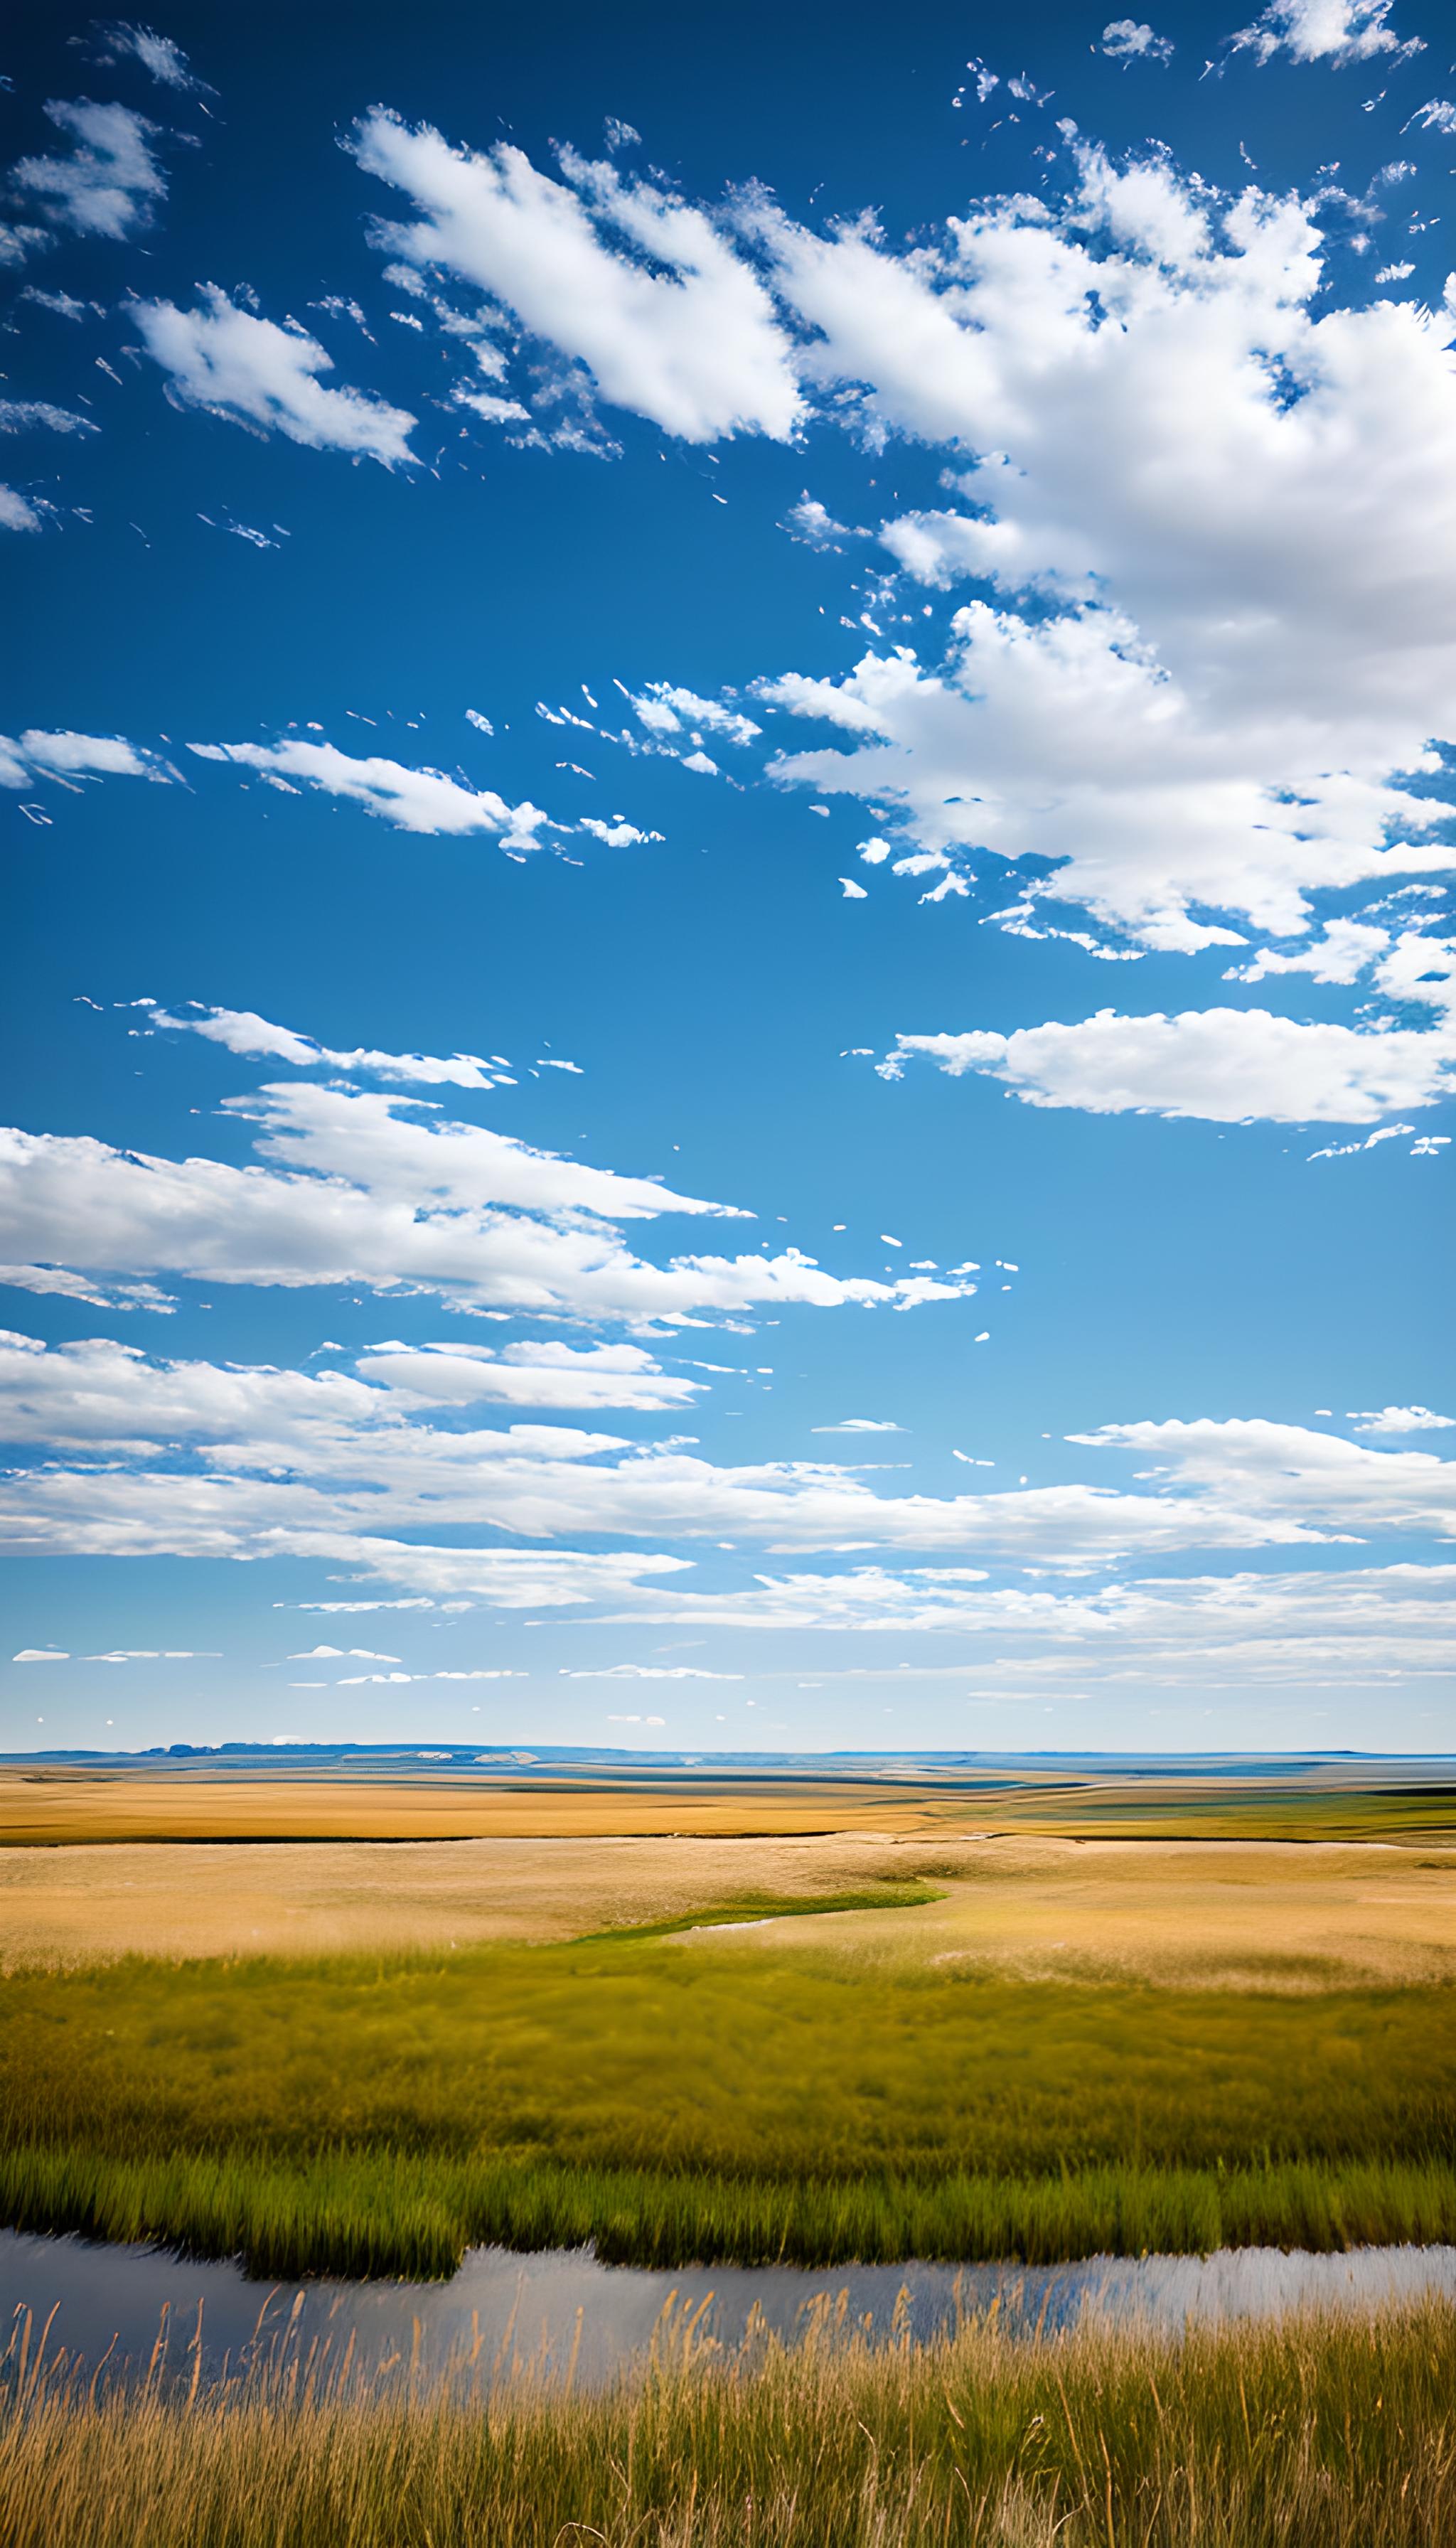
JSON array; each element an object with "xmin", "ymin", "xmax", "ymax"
[
  {"xmin": 6, "ymin": 1764, "xmax": 1452, "ymax": 1852},
  {"xmin": 4, "ymin": 2293, "xmax": 1455, "ymax": 2547},
  {"xmin": 3, "ymin": 1827, "xmax": 1454, "ymax": 1981}
]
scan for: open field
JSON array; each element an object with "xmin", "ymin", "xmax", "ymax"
[
  {"xmin": 5, "ymin": 1755, "xmax": 1455, "ymax": 1851},
  {"xmin": 5, "ymin": 1766, "xmax": 1452, "ymax": 2276},
  {"xmin": 4, "ymin": 1829, "xmax": 1455, "ymax": 1979},
  {"xmin": 4, "ymin": 2293, "xmax": 1455, "ymax": 2547},
  {"xmin": 3, "ymin": 1904, "xmax": 1454, "ymax": 2271}
]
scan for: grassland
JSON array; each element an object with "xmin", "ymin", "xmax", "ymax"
[
  {"xmin": 4, "ymin": 1758, "xmax": 1454, "ymax": 1849},
  {"xmin": 4, "ymin": 2291, "xmax": 1455, "ymax": 2547},
  {"xmin": 2, "ymin": 1901, "xmax": 1453, "ymax": 2274},
  {"xmin": 5, "ymin": 1828, "xmax": 1455, "ymax": 1975}
]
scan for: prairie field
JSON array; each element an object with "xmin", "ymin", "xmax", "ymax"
[
  {"xmin": 3, "ymin": 2289, "xmax": 1454, "ymax": 2548},
  {"xmin": 4, "ymin": 1772, "xmax": 1454, "ymax": 2269},
  {"xmin": 3, "ymin": 1878, "xmax": 1454, "ymax": 2273}
]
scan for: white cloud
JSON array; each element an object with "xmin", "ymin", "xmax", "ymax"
[
  {"xmin": 355, "ymin": 1340, "xmax": 704, "ymax": 1412},
  {"xmin": 882, "ymin": 1001, "xmax": 1456, "ymax": 1125},
  {"xmin": 0, "ymin": 224, "xmax": 54, "ymax": 269},
  {"xmin": 1228, "ymin": 0, "xmax": 1420, "ymax": 67},
  {"xmin": 782, "ymin": 494, "xmax": 855, "ymax": 548},
  {"xmin": 0, "ymin": 400, "xmax": 97, "ymax": 438},
  {"xmin": 1347, "ymin": 1405, "xmax": 1454, "ymax": 1433},
  {"xmin": 350, "ymin": 111, "xmax": 802, "ymax": 443},
  {"xmin": 1101, "ymin": 21, "xmax": 1174, "ymax": 61},
  {"xmin": 0, "ymin": 731, "xmax": 173, "ymax": 788},
  {"xmin": 13, "ymin": 1648, "xmax": 68, "ymax": 1662},
  {"xmin": 811, "ymin": 1418, "xmax": 904, "ymax": 1433},
  {"xmin": 629, "ymin": 685, "xmax": 761, "ymax": 748},
  {"xmin": 87, "ymin": 21, "xmax": 206, "ymax": 90},
  {"xmin": 4, "ymin": 1337, "xmax": 1453, "ymax": 1575},
  {"xmin": 562, "ymin": 1664, "xmax": 742, "ymax": 1679},
  {"xmin": 287, "ymin": 1645, "xmax": 401, "ymax": 1661},
  {"xmin": 0, "ymin": 488, "xmax": 43, "ymax": 533},
  {"xmin": 739, "ymin": 157, "xmax": 1456, "ymax": 949},
  {"xmin": 151, "ymin": 1004, "xmax": 508, "ymax": 1090},
  {"xmin": 578, "ymin": 818, "xmax": 660, "ymax": 847},
  {"xmin": 186, "ymin": 739, "xmax": 552, "ymax": 846},
  {"xmin": 0, "ymin": 1070, "xmax": 975, "ymax": 1324},
  {"xmin": 599, "ymin": 1558, "xmax": 1456, "ymax": 1686},
  {"xmin": 132, "ymin": 289, "xmax": 417, "ymax": 464},
  {"xmin": 12, "ymin": 100, "xmax": 166, "ymax": 238}
]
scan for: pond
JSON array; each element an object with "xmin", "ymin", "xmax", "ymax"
[{"xmin": 5, "ymin": 2228, "xmax": 1455, "ymax": 2397}]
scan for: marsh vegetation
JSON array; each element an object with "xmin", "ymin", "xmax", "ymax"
[
  {"xmin": 3, "ymin": 2287, "xmax": 1453, "ymax": 2546},
  {"xmin": 2, "ymin": 1917, "xmax": 1452, "ymax": 2276}
]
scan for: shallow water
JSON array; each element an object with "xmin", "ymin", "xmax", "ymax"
[{"xmin": 5, "ymin": 2228, "xmax": 1455, "ymax": 2397}]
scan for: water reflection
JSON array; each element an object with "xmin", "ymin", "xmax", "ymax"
[{"xmin": 4, "ymin": 2228, "xmax": 1454, "ymax": 2398}]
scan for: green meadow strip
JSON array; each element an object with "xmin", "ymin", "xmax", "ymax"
[
  {"xmin": 4, "ymin": 1944, "xmax": 1453, "ymax": 2276},
  {"xmin": 4, "ymin": 2141, "xmax": 1455, "ymax": 2279}
]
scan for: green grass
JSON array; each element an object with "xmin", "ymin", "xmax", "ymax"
[
  {"xmin": 4, "ymin": 2293, "xmax": 1455, "ymax": 2546},
  {"xmin": 2, "ymin": 1928, "xmax": 1453, "ymax": 2276},
  {"xmin": 574, "ymin": 1880, "xmax": 943, "ymax": 1941}
]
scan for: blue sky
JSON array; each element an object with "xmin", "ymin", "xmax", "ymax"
[{"xmin": 1, "ymin": 0, "xmax": 1453, "ymax": 1756}]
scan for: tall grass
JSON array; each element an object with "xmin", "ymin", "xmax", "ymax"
[
  {"xmin": 4, "ymin": 1942, "xmax": 1454, "ymax": 2274},
  {"xmin": 4, "ymin": 2141, "xmax": 1455, "ymax": 2281},
  {"xmin": 2, "ymin": 2291, "xmax": 1454, "ymax": 2545}
]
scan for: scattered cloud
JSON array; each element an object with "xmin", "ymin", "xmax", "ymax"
[
  {"xmin": 151, "ymin": 1003, "xmax": 510, "ymax": 1091},
  {"xmin": 1228, "ymin": 0, "xmax": 1421, "ymax": 68},
  {"xmin": 0, "ymin": 730, "xmax": 174, "ymax": 786},
  {"xmin": 11, "ymin": 99, "xmax": 166, "ymax": 239},
  {"xmin": 881, "ymin": 1000, "xmax": 1456, "ymax": 1126},
  {"xmin": 782, "ymin": 494, "xmax": 856, "ymax": 549},
  {"xmin": 350, "ymin": 110, "xmax": 803, "ymax": 443},
  {"xmin": 811, "ymin": 1417, "xmax": 905, "ymax": 1433},
  {"xmin": 562, "ymin": 1664, "xmax": 742, "ymax": 1679},
  {"xmin": 132, "ymin": 289, "xmax": 417, "ymax": 464},
  {"xmin": 1347, "ymin": 1405, "xmax": 1454, "ymax": 1433},
  {"xmin": 85, "ymin": 21, "xmax": 208, "ymax": 91},
  {"xmin": 1101, "ymin": 21, "xmax": 1174, "ymax": 63},
  {"xmin": 186, "ymin": 739, "xmax": 552, "ymax": 845},
  {"xmin": 0, "ymin": 488, "xmax": 43, "ymax": 533},
  {"xmin": 0, "ymin": 1054, "xmax": 977, "ymax": 1323}
]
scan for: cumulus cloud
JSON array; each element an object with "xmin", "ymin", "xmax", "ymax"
[
  {"xmin": 737, "ymin": 155, "xmax": 1456, "ymax": 948},
  {"xmin": 883, "ymin": 921, "xmax": 1456, "ymax": 1125},
  {"xmin": 1228, "ymin": 0, "xmax": 1420, "ymax": 67},
  {"xmin": 629, "ymin": 684, "xmax": 761, "ymax": 748},
  {"xmin": 1347, "ymin": 1405, "xmax": 1454, "ymax": 1433},
  {"xmin": 355, "ymin": 1339, "xmax": 705, "ymax": 1412},
  {"xmin": 186, "ymin": 739, "xmax": 552, "ymax": 846},
  {"xmin": 882, "ymin": 1002, "xmax": 1456, "ymax": 1125},
  {"xmin": 132, "ymin": 289, "xmax": 416, "ymax": 464},
  {"xmin": 0, "ymin": 488, "xmax": 43, "ymax": 534},
  {"xmin": 0, "ymin": 730, "xmax": 175, "ymax": 787},
  {"xmin": 601, "ymin": 1558, "xmax": 1456, "ymax": 1686},
  {"xmin": 0, "ymin": 1062, "xmax": 976, "ymax": 1324},
  {"xmin": 350, "ymin": 110, "xmax": 802, "ymax": 443},
  {"xmin": 11, "ymin": 100, "xmax": 166, "ymax": 238},
  {"xmin": 781, "ymin": 494, "xmax": 856, "ymax": 548},
  {"xmin": 3, "ymin": 1337, "xmax": 1452, "ymax": 1578},
  {"xmin": 1101, "ymin": 21, "xmax": 1174, "ymax": 61}
]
